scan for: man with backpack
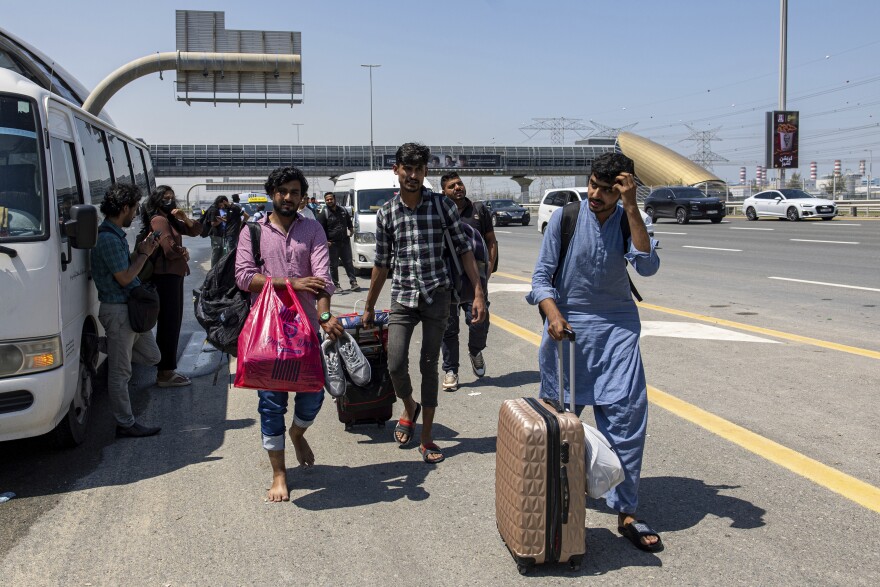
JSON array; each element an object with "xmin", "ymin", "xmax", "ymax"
[
  {"xmin": 203, "ymin": 195, "xmax": 230, "ymax": 268},
  {"xmin": 439, "ymin": 172, "xmax": 497, "ymax": 391},
  {"xmin": 234, "ymin": 166, "xmax": 343, "ymax": 503},
  {"xmin": 526, "ymin": 152, "xmax": 662, "ymax": 552},
  {"xmin": 362, "ymin": 143, "xmax": 486, "ymax": 465},
  {"xmin": 317, "ymin": 191, "xmax": 360, "ymax": 292}
]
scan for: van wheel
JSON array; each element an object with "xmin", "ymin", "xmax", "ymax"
[{"xmin": 53, "ymin": 357, "xmax": 93, "ymax": 448}]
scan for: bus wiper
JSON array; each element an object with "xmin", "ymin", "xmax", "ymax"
[{"xmin": 0, "ymin": 245, "xmax": 19, "ymax": 258}]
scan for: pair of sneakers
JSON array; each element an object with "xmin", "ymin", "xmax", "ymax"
[
  {"xmin": 442, "ymin": 351, "xmax": 486, "ymax": 392},
  {"xmin": 322, "ymin": 332, "xmax": 371, "ymax": 398}
]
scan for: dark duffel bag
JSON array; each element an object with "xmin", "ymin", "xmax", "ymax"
[{"xmin": 128, "ymin": 283, "xmax": 160, "ymax": 333}]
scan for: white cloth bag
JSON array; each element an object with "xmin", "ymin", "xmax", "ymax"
[{"xmin": 582, "ymin": 422, "xmax": 625, "ymax": 498}]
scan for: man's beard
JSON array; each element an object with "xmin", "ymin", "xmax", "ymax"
[{"xmin": 276, "ymin": 207, "xmax": 296, "ymax": 217}]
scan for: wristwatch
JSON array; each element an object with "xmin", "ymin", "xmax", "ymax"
[{"xmin": 319, "ymin": 311, "xmax": 333, "ymax": 324}]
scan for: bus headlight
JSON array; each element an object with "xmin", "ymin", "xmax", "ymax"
[
  {"xmin": 0, "ymin": 336, "xmax": 63, "ymax": 378},
  {"xmin": 354, "ymin": 232, "xmax": 376, "ymax": 244}
]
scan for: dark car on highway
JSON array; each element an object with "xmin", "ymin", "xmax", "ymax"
[
  {"xmin": 644, "ymin": 186, "xmax": 726, "ymax": 224},
  {"xmin": 481, "ymin": 199, "xmax": 530, "ymax": 226}
]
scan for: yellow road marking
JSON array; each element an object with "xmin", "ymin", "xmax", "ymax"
[
  {"xmin": 493, "ymin": 271, "xmax": 880, "ymax": 360},
  {"xmin": 494, "ymin": 271, "xmax": 532, "ymax": 283},
  {"xmin": 489, "ymin": 313, "xmax": 880, "ymax": 514}
]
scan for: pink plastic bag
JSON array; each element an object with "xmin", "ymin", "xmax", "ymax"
[{"xmin": 234, "ymin": 280, "xmax": 325, "ymax": 392}]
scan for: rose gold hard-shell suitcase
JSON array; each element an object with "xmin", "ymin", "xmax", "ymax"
[{"xmin": 496, "ymin": 331, "xmax": 586, "ymax": 574}]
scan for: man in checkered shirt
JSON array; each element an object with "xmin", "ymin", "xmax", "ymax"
[{"xmin": 363, "ymin": 143, "xmax": 487, "ymax": 464}]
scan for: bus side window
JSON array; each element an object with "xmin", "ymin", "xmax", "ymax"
[
  {"xmin": 49, "ymin": 137, "xmax": 83, "ymax": 237},
  {"xmin": 74, "ymin": 118, "xmax": 112, "ymax": 207}
]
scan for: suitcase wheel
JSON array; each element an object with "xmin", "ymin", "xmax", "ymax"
[
  {"xmin": 517, "ymin": 563, "xmax": 532, "ymax": 576},
  {"xmin": 569, "ymin": 562, "xmax": 581, "ymax": 572},
  {"xmin": 344, "ymin": 422, "xmax": 353, "ymax": 430}
]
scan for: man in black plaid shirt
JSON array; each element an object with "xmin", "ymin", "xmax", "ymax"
[{"xmin": 363, "ymin": 143, "xmax": 486, "ymax": 464}]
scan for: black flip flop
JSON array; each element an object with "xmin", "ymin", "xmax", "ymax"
[
  {"xmin": 618, "ymin": 520, "xmax": 664, "ymax": 552},
  {"xmin": 393, "ymin": 403, "xmax": 421, "ymax": 447},
  {"xmin": 418, "ymin": 442, "xmax": 445, "ymax": 464}
]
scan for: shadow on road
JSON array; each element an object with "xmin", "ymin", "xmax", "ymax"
[{"xmin": 473, "ymin": 369, "xmax": 540, "ymax": 389}]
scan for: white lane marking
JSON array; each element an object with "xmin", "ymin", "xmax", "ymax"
[
  {"xmin": 640, "ymin": 321, "xmax": 778, "ymax": 343},
  {"xmin": 682, "ymin": 245, "xmax": 743, "ymax": 252},
  {"xmin": 730, "ymin": 227, "xmax": 774, "ymax": 231},
  {"xmin": 654, "ymin": 231, "xmax": 688, "ymax": 235},
  {"xmin": 790, "ymin": 239, "xmax": 859, "ymax": 245},
  {"xmin": 820, "ymin": 223, "xmax": 860, "ymax": 226},
  {"xmin": 493, "ymin": 230, "xmax": 512, "ymax": 234},
  {"xmin": 488, "ymin": 283, "xmax": 533, "ymax": 294},
  {"xmin": 768, "ymin": 277, "xmax": 880, "ymax": 292}
]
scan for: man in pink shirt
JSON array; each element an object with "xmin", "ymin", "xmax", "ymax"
[{"xmin": 235, "ymin": 166, "xmax": 344, "ymax": 502}]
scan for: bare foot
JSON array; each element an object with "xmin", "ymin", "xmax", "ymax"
[
  {"xmin": 289, "ymin": 428, "xmax": 315, "ymax": 467},
  {"xmin": 266, "ymin": 472, "xmax": 289, "ymax": 502}
]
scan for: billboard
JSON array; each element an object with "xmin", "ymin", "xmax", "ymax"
[
  {"xmin": 766, "ymin": 110, "xmax": 799, "ymax": 169},
  {"xmin": 381, "ymin": 153, "xmax": 502, "ymax": 169}
]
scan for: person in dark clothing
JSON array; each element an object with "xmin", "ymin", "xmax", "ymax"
[
  {"xmin": 204, "ymin": 195, "xmax": 229, "ymax": 268},
  {"xmin": 226, "ymin": 193, "xmax": 249, "ymax": 247},
  {"xmin": 439, "ymin": 172, "xmax": 498, "ymax": 391},
  {"xmin": 318, "ymin": 191, "xmax": 360, "ymax": 291},
  {"xmin": 141, "ymin": 185, "xmax": 203, "ymax": 387}
]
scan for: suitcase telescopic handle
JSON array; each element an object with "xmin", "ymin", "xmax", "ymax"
[{"xmin": 557, "ymin": 328, "xmax": 576, "ymax": 414}]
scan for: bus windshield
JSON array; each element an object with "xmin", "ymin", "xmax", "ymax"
[
  {"xmin": 0, "ymin": 95, "xmax": 44, "ymax": 240},
  {"xmin": 357, "ymin": 189, "xmax": 398, "ymax": 213}
]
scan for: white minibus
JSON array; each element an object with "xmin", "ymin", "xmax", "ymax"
[
  {"xmin": 0, "ymin": 29, "xmax": 157, "ymax": 446},
  {"xmin": 331, "ymin": 170, "xmax": 432, "ymax": 270}
]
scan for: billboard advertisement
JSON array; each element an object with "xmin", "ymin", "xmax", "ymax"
[
  {"xmin": 766, "ymin": 110, "xmax": 799, "ymax": 169},
  {"xmin": 382, "ymin": 153, "xmax": 502, "ymax": 169}
]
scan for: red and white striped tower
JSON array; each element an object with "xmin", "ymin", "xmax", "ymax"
[
  {"xmin": 859, "ymin": 160, "xmax": 866, "ymax": 175},
  {"xmin": 739, "ymin": 167, "xmax": 746, "ymax": 184},
  {"xmin": 756, "ymin": 165, "xmax": 763, "ymax": 184},
  {"xmin": 810, "ymin": 161, "xmax": 817, "ymax": 181},
  {"xmin": 834, "ymin": 159, "xmax": 842, "ymax": 177}
]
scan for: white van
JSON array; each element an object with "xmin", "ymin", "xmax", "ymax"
[
  {"xmin": 0, "ymin": 33, "xmax": 156, "ymax": 446},
  {"xmin": 331, "ymin": 170, "xmax": 433, "ymax": 270}
]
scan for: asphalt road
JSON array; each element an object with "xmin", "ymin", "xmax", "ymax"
[{"xmin": 1, "ymin": 216, "xmax": 878, "ymax": 585}]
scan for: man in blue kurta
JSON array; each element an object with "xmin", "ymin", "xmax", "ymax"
[{"xmin": 526, "ymin": 152, "xmax": 663, "ymax": 552}]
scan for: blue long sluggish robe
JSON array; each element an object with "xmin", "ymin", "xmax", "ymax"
[{"xmin": 526, "ymin": 202, "xmax": 660, "ymax": 514}]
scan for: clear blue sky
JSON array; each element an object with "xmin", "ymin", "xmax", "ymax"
[{"xmin": 4, "ymin": 0, "xmax": 879, "ymax": 184}]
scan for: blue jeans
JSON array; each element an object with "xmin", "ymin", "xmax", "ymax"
[
  {"xmin": 258, "ymin": 390, "xmax": 325, "ymax": 451},
  {"xmin": 441, "ymin": 299, "xmax": 490, "ymax": 374}
]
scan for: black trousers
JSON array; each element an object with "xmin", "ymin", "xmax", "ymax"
[
  {"xmin": 151, "ymin": 273, "xmax": 185, "ymax": 371},
  {"xmin": 328, "ymin": 239, "xmax": 358, "ymax": 285}
]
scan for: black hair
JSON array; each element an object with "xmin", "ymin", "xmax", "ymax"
[
  {"xmin": 395, "ymin": 142, "xmax": 431, "ymax": 167},
  {"xmin": 590, "ymin": 152, "xmax": 635, "ymax": 183},
  {"xmin": 264, "ymin": 166, "xmax": 309, "ymax": 195},
  {"xmin": 440, "ymin": 172, "xmax": 461, "ymax": 189},
  {"xmin": 212, "ymin": 195, "xmax": 229, "ymax": 208},
  {"xmin": 324, "ymin": 191, "xmax": 335, "ymax": 198},
  {"xmin": 256, "ymin": 204, "xmax": 265, "ymax": 211},
  {"xmin": 100, "ymin": 183, "xmax": 142, "ymax": 217},
  {"xmin": 232, "ymin": 193, "xmax": 241, "ymax": 203},
  {"xmin": 139, "ymin": 185, "xmax": 185, "ymax": 235}
]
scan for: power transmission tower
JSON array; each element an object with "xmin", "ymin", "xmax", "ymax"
[
  {"xmin": 588, "ymin": 120, "xmax": 638, "ymax": 138},
  {"xmin": 683, "ymin": 124, "xmax": 728, "ymax": 170},
  {"xmin": 520, "ymin": 117, "xmax": 593, "ymax": 144}
]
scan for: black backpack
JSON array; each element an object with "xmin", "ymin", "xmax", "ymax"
[
  {"xmin": 193, "ymin": 223, "xmax": 263, "ymax": 355},
  {"xmin": 539, "ymin": 203, "xmax": 643, "ymax": 321}
]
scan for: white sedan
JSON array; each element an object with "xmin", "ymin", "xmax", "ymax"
[{"xmin": 742, "ymin": 189, "xmax": 837, "ymax": 221}]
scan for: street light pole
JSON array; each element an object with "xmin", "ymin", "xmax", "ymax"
[
  {"xmin": 361, "ymin": 64, "xmax": 381, "ymax": 170},
  {"xmin": 291, "ymin": 123, "xmax": 303, "ymax": 144},
  {"xmin": 866, "ymin": 149, "xmax": 874, "ymax": 199}
]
